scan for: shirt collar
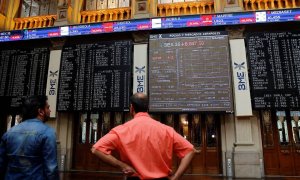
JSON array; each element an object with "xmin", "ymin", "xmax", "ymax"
[
  {"xmin": 25, "ymin": 118, "xmax": 43, "ymax": 122},
  {"xmin": 134, "ymin": 112, "xmax": 151, "ymax": 118}
]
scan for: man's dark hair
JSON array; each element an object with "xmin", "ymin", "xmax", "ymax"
[
  {"xmin": 130, "ymin": 93, "xmax": 148, "ymax": 113},
  {"xmin": 22, "ymin": 95, "xmax": 48, "ymax": 121}
]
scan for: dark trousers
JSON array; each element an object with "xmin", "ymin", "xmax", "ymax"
[{"xmin": 126, "ymin": 177, "xmax": 168, "ymax": 180}]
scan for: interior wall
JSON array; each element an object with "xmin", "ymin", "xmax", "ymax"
[
  {"xmin": 46, "ymin": 112, "xmax": 74, "ymax": 171},
  {"xmin": 232, "ymin": 114, "xmax": 263, "ymax": 178},
  {"xmin": 221, "ymin": 113, "xmax": 235, "ymax": 177}
]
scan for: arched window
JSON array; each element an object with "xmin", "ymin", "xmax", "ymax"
[
  {"xmin": 85, "ymin": 0, "xmax": 130, "ymax": 10},
  {"xmin": 85, "ymin": 0, "xmax": 107, "ymax": 10},
  {"xmin": 20, "ymin": 0, "xmax": 57, "ymax": 17}
]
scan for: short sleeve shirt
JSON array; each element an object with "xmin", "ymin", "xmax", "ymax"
[{"xmin": 93, "ymin": 112, "xmax": 194, "ymax": 179}]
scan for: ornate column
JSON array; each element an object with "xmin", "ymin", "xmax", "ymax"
[
  {"xmin": 226, "ymin": 26, "xmax": 263, "ymax": 179},
  {"xmin": 71, "ymin": 0, "xmax": 84, "ymax": 24},
  {"xmin": 4, "ymin": 0, "xmax": 21, "ymax": 30},
  {"xmin": 214, "ymin": 0, "xmax": 224, "ymax": 13}
]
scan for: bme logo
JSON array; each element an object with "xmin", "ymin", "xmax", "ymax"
[
  {"xmin": 234, "ymin": 62, "xmax": 245, "ymax": 70},
  {"xmin": 135, "ymin": 66, "xmax": 145, "ymax": 93},
  {"xmin": 49, "ymin": 70, "xmax": 58, "ymax": 77},
  {"xmin": 234, "ymin": 62, "xmax": 247, "ymax": 91},
  {"xmin": 135, "ymin": 66, "xmax": 145, "ymax": 73},
  {"xmin": 49, "ymin": 70, "xmax": 58, "ymax": 95}
]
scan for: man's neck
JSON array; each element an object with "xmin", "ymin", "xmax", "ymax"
[{"xmin": 36, "ymin": 116, "xmax": 44, "ymax": 122}]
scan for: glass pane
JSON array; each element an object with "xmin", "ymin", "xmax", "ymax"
[
  {"xmin": 124, "ymin": 112, "xmax": 131, "ymax": 122},
  {"xmin": 114, "ymin": 112, "xmax": 123, "ymax": 126},
  {"xmin": 21, "ymin": 0, "xmax": 31, "ymax": 17},
  {"xmin": 108, "ymin": 0, "xmax": 117, "ymax": 9},
  {"xmin": 165, "ymin": 114, "xmax": 174, "ymax": 127},
  {"xmin": 39, "ymin": 2, "xmax": 49, "ymax": 15},
  {"xmin": 86, "ymin": 0, "xmax": 97, "ymax": 10},
  {"xmin": 97, "ymin": 0, "xmax": 107, "ymax": 9},
  {"xmin": 6, "ymin": 115, "xmax": 12, "ymax": 131},
  {"xmin": 30, "ymin": 0, "xmax": 39, "ymax": 16},
  {"xmin": 191, "ymin": 114, "xmax": 201, "ymax": 148},
  {"xmin": 206, "ymin": 114, "xmax": 217, "ymax": 147},
  {"xmin": 89, "ymin": 114, "xmax": 99, "ymax": 144},
  {"xmin": 80, "ymin": 114, "xmax": 87, "ymax": 144},
  {"xmin": 158, "ymin": 0, "xmax": 172, "ymax": 4},
  {"xmin": 118, "ymin": 0, "xmax": 129, "ymax": 7},
  {"xmin": 179, "ymin": 114, "xmax": 189, "ymax": 139},
  {"xmin": 58, "ymin": 0, "xmax": 68, "ymax": 7},
  {"xmin": 101, "ymin": 112, "xmax": 110, "ymax": 137},
  {"xmin": 291, "ymin": 111, "xmax": 300, "ymax": 145},
  {"xmin": 276, "ymin": 111, "xmax": 289, "ymax": 145},
  {"xmin": 6, "ymin": 115, "xmax": 21, "ymax": 131},
  {"xmin": 15, "ymin": 115, "xmax": 22, "ymax": 126},
  {"xmin": 49, "ymin": 0, "xmax": 58, "ymax": 14},
  {"xmin": 262, "ymin": 110, "xmax": 274, "ymax": 147},
  {"xmin": 151, "ymin": 113, "xmax": 161, "ymax": 121}
]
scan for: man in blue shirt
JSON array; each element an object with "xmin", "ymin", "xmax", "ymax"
[{"xmin": 0, "ymin": 95, "xmax": 59, "ymax": 180}]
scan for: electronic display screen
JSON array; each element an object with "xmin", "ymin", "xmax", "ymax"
[{"xmin": 149, "ymin": 32, "xmax": 233, "ymax": 112}]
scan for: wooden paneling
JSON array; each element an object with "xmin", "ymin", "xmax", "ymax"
[
  {"xmin": 205, "ymin": 148, "xmax": 219, "ymax": 173},
  {"xmin": 262, "ymin": 110, "xmax": 300, "ymax": 176},
  {"xmin": 263, "ymin": 150, "xmax": 279, "ymax": 175},
  {"xmin": 72, "ymin": 112, "xmax": 120, "ymax": 171},
  {"xmin": 182, "ymin": 113, "xmax": 221, "ymax": 174},
  {"xmin": 72, "ymin": 113, "xmax": 222, "ymax": 175},
  {"xmin": 189, "ymin": 150, "xmax": 205, "ymax": 173},
  {"xmin": 294, "ymin": 147, "xmax": 300, "ymax": 175}
]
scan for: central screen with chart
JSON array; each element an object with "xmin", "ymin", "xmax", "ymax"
[{"xmin": 149, "ymin": 32, "xmax": 233, "ymax": 112}]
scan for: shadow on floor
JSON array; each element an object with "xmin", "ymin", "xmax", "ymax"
[{"xmin": 60, "ymin": 171, "xmax": 300, "ymax": 180}]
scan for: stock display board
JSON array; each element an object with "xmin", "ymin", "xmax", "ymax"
[
  {"xmin": 149, "ymin": 32, "xmax": 233, "ymax": 112},
  {"xmin": 0, "ymin": 47, "xmax": 49, "ymax": 108},
  {"xmin": 57, "ymin": 40, "xmax": 132, "ymax": 111},
  {"xmin": 247, "ymin": 32, "xmax": 300, "ymax": 109}
]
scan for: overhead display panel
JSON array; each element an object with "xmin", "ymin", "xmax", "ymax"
[
  {"xmin": 246, "ymin": 32, "xmax": 300, "ymax": 109},
  {"xmin": 57, "ymin": 40, "xmax": 132, "ymax": 112},
  {"xmin": 149, "ymin": 32, "xmax": 233, "ymax": 112},
  {"xmin": 1, "ymin": 9, "xmax": 300, "ymax": 42}
]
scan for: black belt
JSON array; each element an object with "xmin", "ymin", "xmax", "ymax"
[{"xmin": 126, "ymin": 177, "xmax": 168, "ymax": 180}]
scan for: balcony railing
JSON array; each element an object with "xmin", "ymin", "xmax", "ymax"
[
  {"xmin": 157, "ymin": 1, "xmax": 215, "ymax": 17},
  {"xmin": 10, "ymin": 1, "xmax": 300, "ymax": 30},
  {"xmin": 14, "ymin": 15, "xmax": 57, "ymax": 30},
  {"xmin": 81, "ymin": 7, "xmax": 131, "ymax": 23},
  {"xmin": 243, "ymin": 0, "xmax": 299, "ymax": 11}
]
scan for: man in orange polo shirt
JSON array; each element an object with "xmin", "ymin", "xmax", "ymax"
[{"xmin": 91, "ymin": 93, "xmax": 195, "ymax": 180}]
